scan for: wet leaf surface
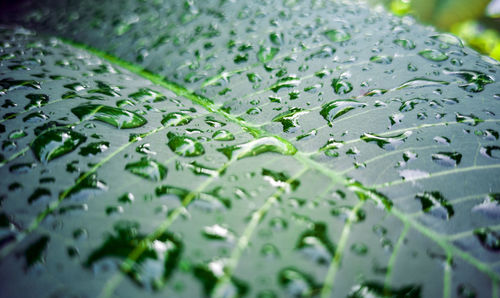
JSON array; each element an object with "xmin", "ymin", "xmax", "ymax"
[{"xmin": 0, "ymin": 1, "xmax": 499, "ymax": 297}]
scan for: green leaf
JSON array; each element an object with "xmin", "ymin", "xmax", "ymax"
[{"xmin": 0, "ymin": 1, "xmax": 499, "ymax": 297}]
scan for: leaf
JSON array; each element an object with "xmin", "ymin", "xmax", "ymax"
[{"xmin": 0, "ymin": 1, "xmax": 499, "ymax": 297}]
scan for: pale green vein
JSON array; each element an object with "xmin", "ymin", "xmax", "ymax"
[
  {"xmin": 371, "ymin": 163, "xmax": 500, "ymax": 189},
  {"xmin": 213, "ymin": 167, "xmax": 309, "ymax": 298},
  {"xmin": 443, "ymin": 253, "xmax": 452, "ymax": 298},
  {"xmin": 339, "ymin": 144, "xmax": 442, "ymax": 175},
  {"xmin": 447, "ymin": 224, "xmax": 500, "ymax": 241},
  {"xmin": 320, "ymin": 199, "xmax": 366, "ymax": 298},
  {"xmin": 384, "ymin": 223, "xmax": 409, "ymax": 296}
]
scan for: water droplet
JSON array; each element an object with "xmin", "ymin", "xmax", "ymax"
[
  {"xmin": 296, "ymin": 223, "xmax": 335, "ymax": 265},
  {"xmin": 262, "ymin": 168, "xmax": 300, "ymax": 192},
  {"xmin": 205, "ymin": 116, "xmax": 226, "ymax": 128},
  {"xmin": 8, "ymin": 129, "xmax": 27, "ymax": 140},
  {"xmin": 193, "ymin": 260, "xmax": 248, "ymax": 297},
  {"xmin": 24, "ymin": 93, "xmax": 49, "ymax": 110},
  {"xmin": 457, "ymin": 283, "xmax": 476, "ymax": 298},
  {"xmin": 443, "ymin": 69, "xmax": 494, "ymax": 93},
  {"xmin": 419, "ymin": 49, "xmax": 448, "ymax": 61},
  {"xmin": 270, "ymin": 75, "xmax": 301, "ymax": 92},
  {"xmin": 361, "ymin": 131, "xmax": 412, "ymax": 150},
  {"xmin": 129, "ymin": 88, "xmax": 166, "ymax": 103},
  {"xmin": 324, "ymin": 29, "xmax": 351, "ymax": 42},
  {"xmin": 167, "ymin": 132, "xmax": 205, "ymax": 157},
  {"xmin": 480, "ymin": 146, "xmax": 500, "ymax": 159},
  {"xmin": 31, "ymin": 128, "xmax": 87, "ymax": 163},
  {"xmin": 474, "ymin": 228, "xmax": 500, "ymax": 251},
  {"xmin": 430, "ymin": 33, "xmax": 464, "ymax": 47},
  {"xmin": 431, "ymin": 152, "xmax": 462, "ymax": 167},
  {"xmin": 331, "ymin": 78, "xmax": 353, "ymax": 94},
  {"xmin": 66, "ymin": 173, "xmax": 108, "ymax": 201},
  {"xmin": 393, "ymin": 38, "xmax": 416, "ymax": 49},
  {"xmin": 72, "ymin": 104, "xmax": 147, "ymax": 129},
  {"xmin": 23, "ymin": 111, "xmax": 49, "ymax": 123},
  {"xmin": 456, "ymin": 113, "xmax": 483, "ymax": 126},
  {"xmin": 348, "ymin": 281, "xmax": 421, "ymax": 297},
  {"xmin": 217, "ymin": 137, "xmax": 297, "ymax": 160},
  {"xmin": 321, "ymin": 100, "xmax": 367, "ymax": 127},
  {"xmin": 79, "ymin": 141, "xmax": 109, "ymax": 156},
  {"xmin": 397, "ymin": 78, "xmax": 449, "ymax": 89},
  {"xmin": 212, "ymin": 130, "xmax": 235, "ymax": 141},
  {"xmin": 370, "ymin": 55, "xmax": 393, "ymax": 64},
  {"xmin": 202, "ymin": 224, "xmax": 235, "ymax": 242},
  {"xmin": 257, "ymin": 46, "xmax": 279, "ymax": 63},
  {"xmin": 472, "ymin": 193, "xmax": 500, "ymax": 219},
  {"xmin": 118, "ymin": 192, "xmax": 135, "ymax": 204},
  {"xmin": 399, "ymin": 169, "xmax": 430, "ymax": 181},
  {"xmin": 320, "ymin": 139, "xmax": 344, "ymax": 157},
  {"xmin": 350, "ymin": 243, "xmax": 368, "ymax": 256},
  {"xmin": 269, "ymin": 32, "xmax": 284, "ymax": 45},
  {"xmin": 28, "ymin": 188, "xmax": 51, "ymax": 204},
  {"xmin": 185, "ymin": 161, "xmax": 220, "ymax": 177},
  {"xmin": 125, "ymin": 157, "xmax": 167, "ymax": 181},
  {"xmin": 21, "ymin": 235, "xmax": 50, "ymax": 271},
  {"xmin": 415, "ymin": 191, "xmax": 454, "ymax": 220},
  {"xmin": 261, "ymin": 243, "xmax": 280, "ymax": 259},
  {"xmin": 161, "ymin": 112, "xmax": 192, "ymax": 126},
  {"xmin": 272, "ymin": 108, "xmax": 308, "ymax": 133},
  {"xmin": 278, "ymin": 267, "xmax": 320, "ymax": 297}
]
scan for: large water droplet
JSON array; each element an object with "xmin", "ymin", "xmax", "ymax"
[
  {"xmin": 474, "ymin": 228, "xmax": 500, "ymax": 251},
  {"xmin": 161, "ymin": 112, "xmax": 192, "ymax": 126},
  {"xmin": 72, "ymin": 104, "xmax": 147, "ymax": 129},
  {"xmin": 31, "ymin": 128, "xmax": 87, "ymax": 163},
  {"xmin": 324, "ymin": 29, "xmax": 351, "ymax": 42},
  {"xmin": 347, "ymin": 281, "xmax": 421, "ymax": 297},
  {"xmin": 361, "ymin": 131, "xmax": 412, "ymax": 150},
  {"xmin": 443, "ymin": 69, "xmax": 494, "ymax": 92},
  {"xmin": 415, "ymin": 191, "xmax": 454, "ymax": 220},
  {"xmin": 431, "ymin": 152, "xmax": 462, "ymax": 167},
  {"xmin": 217, "ymin": 137, "xmax": 297, "ymax": 160},
  {"xmin": 419, "ymin": 49, "xmax": 448, "ymax": 61},
  {"xmin": 321, "ymin": 100, "xmax": 367, "ymax": 126},
  {"xmin": 296, "ymin": 223, "xmax": 335, "ymax": 265}
]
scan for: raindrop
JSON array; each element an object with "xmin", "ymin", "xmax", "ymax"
[
  {"xmin": 31, "ymin": 128, "xmax": 87, "ymax": 163},
  {"xmin": 167, "ymin": 132, "xmax": 205, "ymax": 157},
  {"xmin": 125, "ymin": 157, "xmax": 167, "ymax": 181},
  {"xmin": 72, "ymin": 104, "xmax": 147, "ymax": 129}
]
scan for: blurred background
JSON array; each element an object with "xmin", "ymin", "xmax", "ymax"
[{"xmin": 369, "ymin": 0, "xmax": 500, "ymax": 60}]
